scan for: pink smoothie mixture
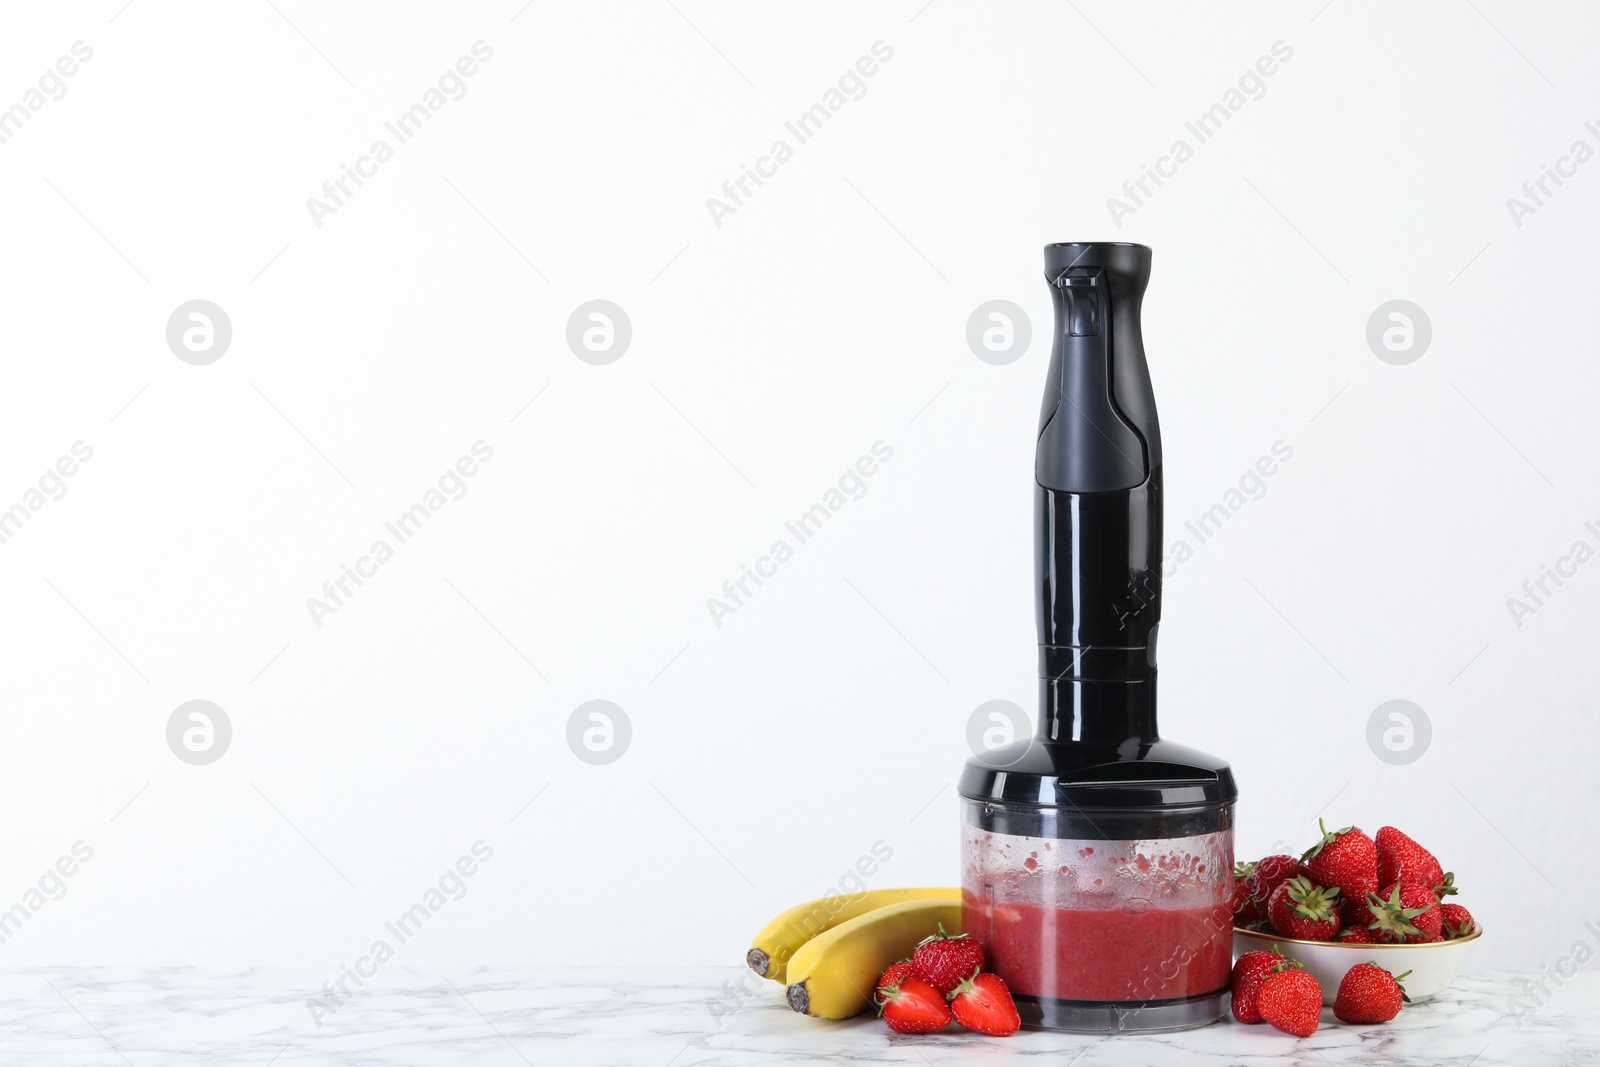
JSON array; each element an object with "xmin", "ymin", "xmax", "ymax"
[
  {"xmin": 965, "ymin": 894, "xmax": 1230, "ymax": 1002},
  {"xmin": 962, "ymin": 832, "xmax": 1233, "ymax": 1003}
]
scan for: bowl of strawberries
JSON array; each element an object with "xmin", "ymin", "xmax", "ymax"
[{"xmin": 1232, "ymin": 822, "xmax": 1480, "ymax": 1004}]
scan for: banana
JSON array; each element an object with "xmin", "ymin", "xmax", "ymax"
[
  {"xmin": 783, "ymin": 898, "xmax": 964, "ymax": 1019},
  {"xmin": 747, "ymin": 887, "xmax": 959, "ymax": 984}
]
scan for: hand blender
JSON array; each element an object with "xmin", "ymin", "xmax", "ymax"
[{"xmin": 959, "ymin": 243, "xmax": 1238, "ymax": 1033}]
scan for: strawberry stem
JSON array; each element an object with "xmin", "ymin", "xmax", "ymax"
[
  {"xmin": 915, "ymin": 922, "xmax": 969, "ymax": 949},
  {"xmin": 1300, "ymin": 817, "xmax": 1355, "ymax": 862},
  {"xmin": 948, "ymin": 966, "xmax": 984, "ymax": 999}
]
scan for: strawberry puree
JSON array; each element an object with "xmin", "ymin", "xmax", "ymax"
[
  {"xmin": 962, "ymin": 830, "xmax": 1235, "ymax": 1005},
  {"xmin": 965, "ymin": 896, "xmax": 1231, "ymax": 1002}
]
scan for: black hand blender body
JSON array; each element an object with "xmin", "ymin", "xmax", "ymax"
[{"xmin": 959, "ymin": 243, "xmax": 1238, "ymax": 1033}]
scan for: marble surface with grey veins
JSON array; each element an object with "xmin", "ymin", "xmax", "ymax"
[{"xmin": 0, "ymin": 966, "xmax": 1593, "ymax": 1065}]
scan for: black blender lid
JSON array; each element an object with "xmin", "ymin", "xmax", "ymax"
[{"xmin": 958, "ymin": 737, "xmax": 1237, "ymax": 810}]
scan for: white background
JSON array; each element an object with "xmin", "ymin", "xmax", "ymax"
[{"xmin": 1, "ymin": 0, "xmax": 1596, "ymax": 984}]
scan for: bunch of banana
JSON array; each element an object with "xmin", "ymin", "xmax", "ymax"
[{"xmin": 746, "ymin": 888, "xmax": 962, "ymax": 1019}]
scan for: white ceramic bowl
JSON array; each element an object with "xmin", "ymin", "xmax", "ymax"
[{"xmin": 1234, "ymin": 926, "xmax": 1481, "ymax": 1005}]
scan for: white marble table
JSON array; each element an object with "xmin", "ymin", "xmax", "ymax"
[{"xmin": 0, "ymin": 967, "xmax": 1592, "ymax": 1065}]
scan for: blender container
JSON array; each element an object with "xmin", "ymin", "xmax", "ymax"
[{"xmin": 959, "ymin": 243, "xmax": 1237, "ymax": 1033}]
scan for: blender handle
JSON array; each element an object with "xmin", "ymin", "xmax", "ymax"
[
  {"xmin": 1034, "ymin": 248, "xmax": 1163, "ymax": 743},
  {"xmin": 1035, "ymin": 268, "xmax": 1150, "ymax": 495}
]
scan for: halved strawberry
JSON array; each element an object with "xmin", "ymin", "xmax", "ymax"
[
  {"xmin": 948, "ymin": 968, "xmax": 1020, "ymax": 1036},
  {"xmin": 876, "ymin": 976, "xmax": 951, "ymax": 1034}
]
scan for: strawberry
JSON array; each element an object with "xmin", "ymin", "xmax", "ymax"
[
  {"xmin": 1338, "ymin": 894, "xmax": 1373, "ymax": 931},
  {"xmin": 912, "ymin": 925, "xmax": 985, "ymax": 994},
  {"xmin": 1334, "ymin": 962, "xmax": 1410, "ymax": 1023},
  {"xmin": 876, "ymin": 976, "xmax": 951, "ymax": 1034},
  {"xmin": 1302, "ymin": 820, "xmax": 1378, "ymax": 903},
  {"xmin": 1440, "ymin": 903, "xmax": 1476, "ymax": 939},
  {"xmin": 948, "ymin": 968, "xmax": 1020, "ymax": 1036},
  {"xmin": 1268, "ymin": 876, "xmax": 1340, "ymax": 941},
  {"xmin": 1337, "ymin": 924, "xmax": 1378, "ymax": 944},
  {"xmin": 875, "ymin": 959, "xmax": 916, "ymax": 997},
  {"xmin": 1232, "ymin": 863, "xmax": 1261, "ymax": 926},
  {"xmin": 1356, "ymin": 882, "xmax": 1442, "ymax": 944},
  {"xmin": 1253, "ymin": 855, "xmax": 1307, "ymax": 906},
  {"xmin": 1257, "ymin": 965, "xmax": 1323, "ymax": 1037},
  {"xmin": 1230, "ymin": 946, "xmax": 1291, "ymax": 1024},
  {"xmin": 1375, "ymin": 826, "xmax": 1455, "ymax": 897}
]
